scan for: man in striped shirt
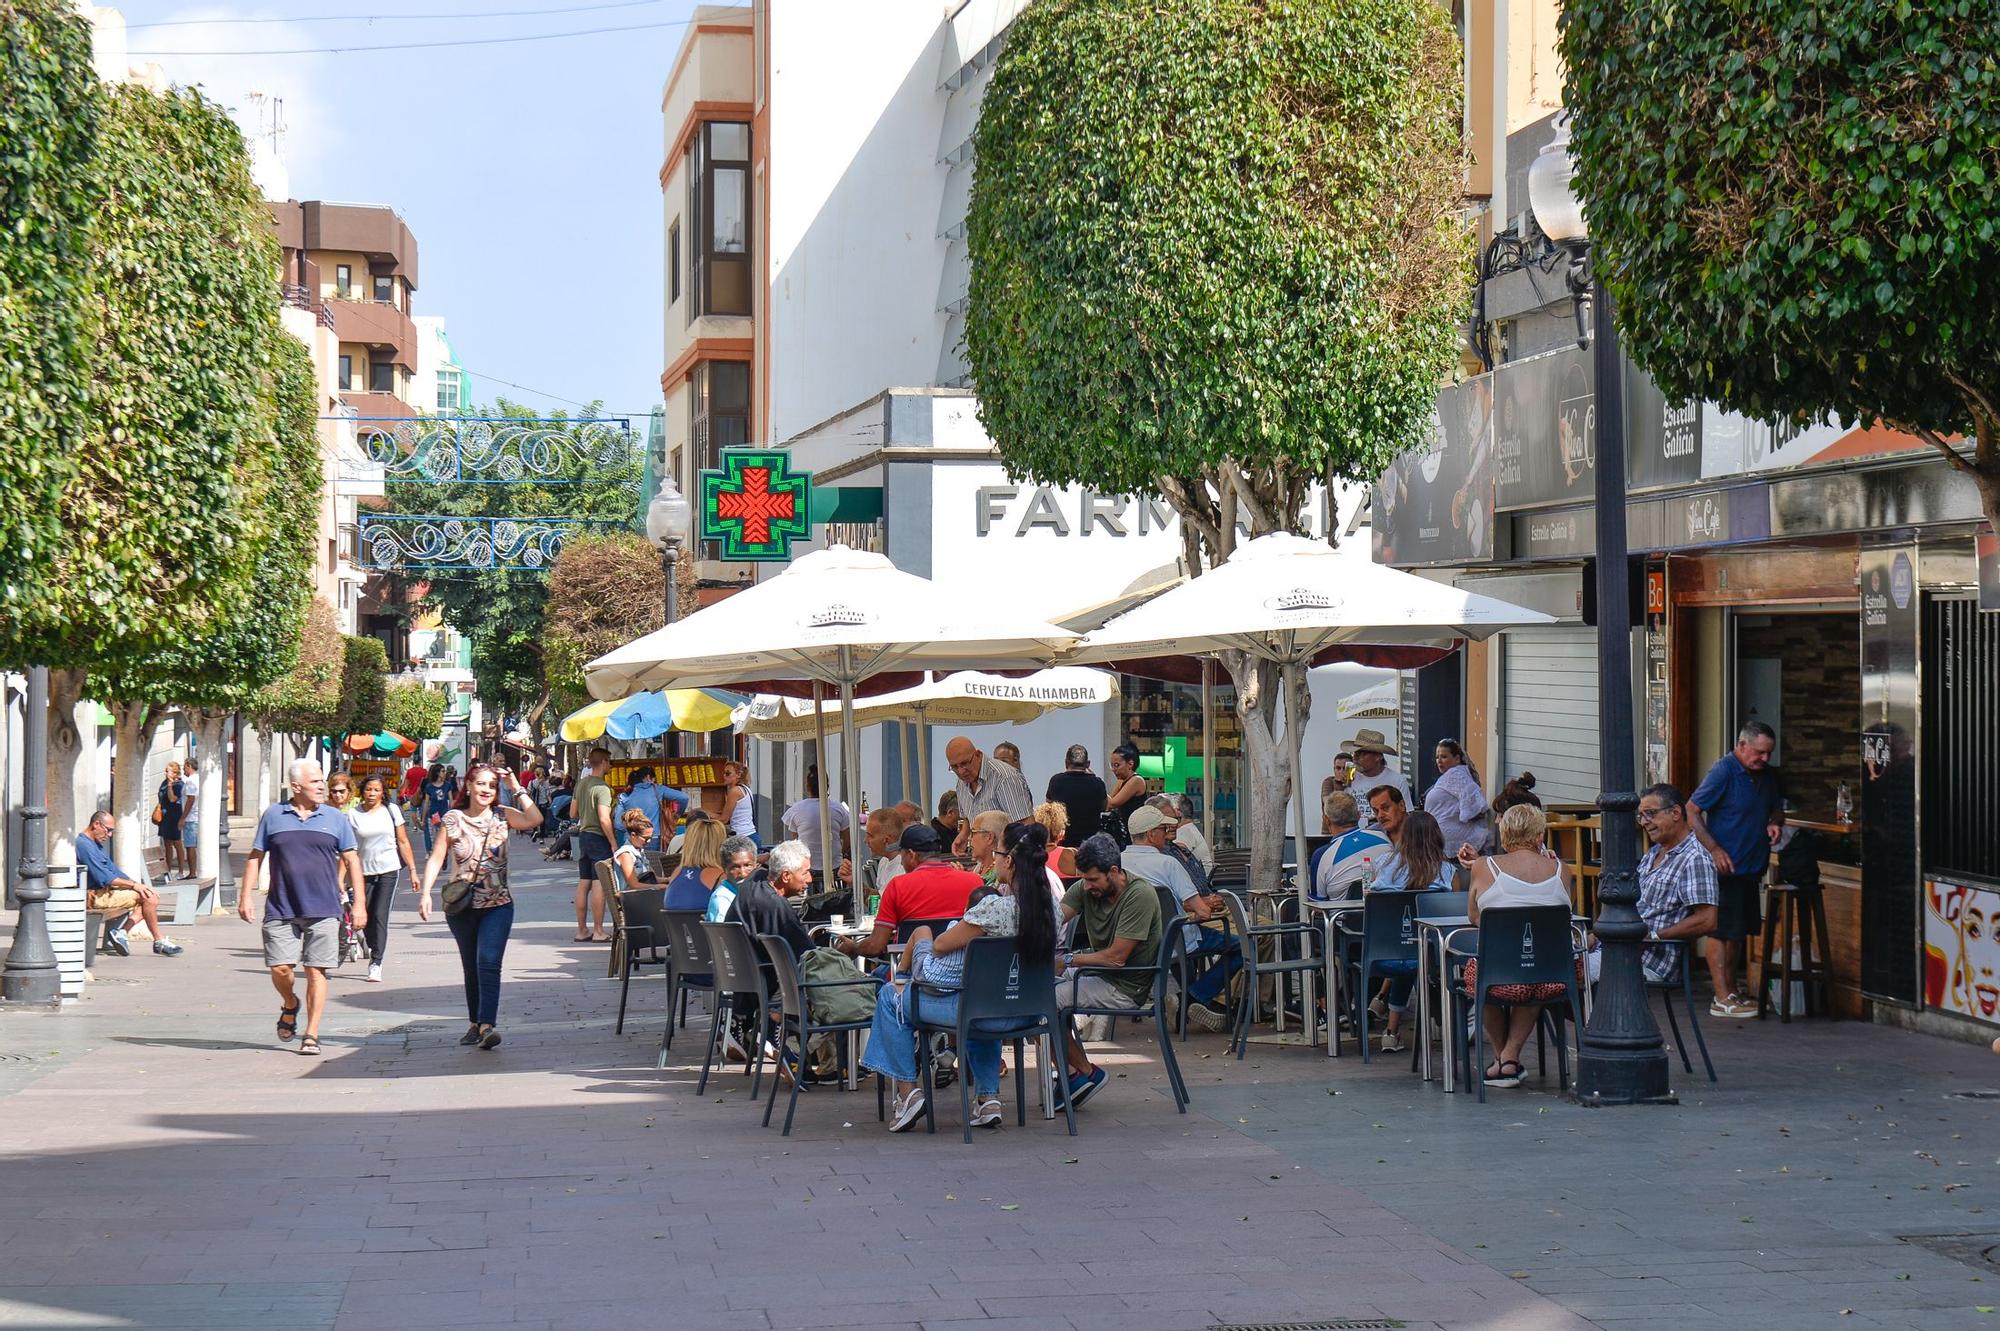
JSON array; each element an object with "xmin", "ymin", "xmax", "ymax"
[{"xmin": 1635, "ymin": 783, "xmax": 1720, "ymax": 987}]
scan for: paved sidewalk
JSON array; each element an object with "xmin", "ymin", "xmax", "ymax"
[{"xmin": 1, "ymin": 841, "xmax": 1995, "ymax": 1331}]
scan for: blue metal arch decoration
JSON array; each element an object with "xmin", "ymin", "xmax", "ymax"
[
  {"xmin": 358, "ymin": 516, "xmax": 621, "ymax": 571},
  {"xmin": 334, "ymin": 416, "xmax": 637, "ymax": 485}
]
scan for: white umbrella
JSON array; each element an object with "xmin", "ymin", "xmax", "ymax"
[
  {"xmin": 586, "ymin": 545, "xmax": 1079, "ymax": 888},
  {"xmin": 1072, "ymin": 532, "xmax": 1554, "ymax": 1043},
  {"xmin": 1335, "ymin": 677, "xmax": 1401, "ymax": 720}
]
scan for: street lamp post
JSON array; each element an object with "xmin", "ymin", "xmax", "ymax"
[
  {"xmin": 2, "ymin": 667, "xmax": 60, "ymax": 1004},
  {"xmin": 1528, "ymin": 119, "xmax": 1674, "ymax": 1105},
  {"xmin": 646, "ymin": 475, "xmax": 694, "ymax": 757}
]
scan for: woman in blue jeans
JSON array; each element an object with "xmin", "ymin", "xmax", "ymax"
[
  {"xmin": 864, "ymin": 819, "xmax": 1059, "ymax": 1133},
  {"xmin": 418, "ymin": 764, "xmax": 543, "ymax": 1050}
]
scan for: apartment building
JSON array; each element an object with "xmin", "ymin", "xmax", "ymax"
[{"xmin": 269, "ymin": 200, "xmax": 423, "ymax": 419}]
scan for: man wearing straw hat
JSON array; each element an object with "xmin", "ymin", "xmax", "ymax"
[{"xmin": 1348, "ymin": 728, "xmax": 1409, "ymax": 833}]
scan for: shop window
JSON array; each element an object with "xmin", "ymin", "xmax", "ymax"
[{"xmin": 687, "ymin": 121, "xmax": 752, "ymax": 322}]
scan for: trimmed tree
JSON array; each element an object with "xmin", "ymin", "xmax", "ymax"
[
  {"xmin": 339, "ymin": 636, "xmax": 390, "ymax": 742},
  {"xmin": 542, "ymin": 532, "xmax": 669, "ymax": 719},
  {"xmin": 385, "ymin": 681, "xmax": 448, "ymax": 744},
  {"xmin": 1561, "ymin": 1, "xmax": 2000, "ymax": 527},
  {"xmin": 964, "ymin": 0, "xmax": 1468, "ymax": 878},
  {"xmin": 250, "ymin": 598, "xmax": 345, "ymax": 743}
]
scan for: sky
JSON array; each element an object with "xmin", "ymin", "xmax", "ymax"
[{"xmin": 113, "ymin": 0, "xmax": 727, "ymax": 422}]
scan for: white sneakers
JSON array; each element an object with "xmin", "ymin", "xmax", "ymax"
[
  {"xmin": 970, "ymin": 1098, "xmax": 1003, "ymax": 1129},
  {"xmin": 366, "ymin": 964, "xmax": 383, "ymax": 983},
  {"xmin": 1710, "ymin": 992, "xmax": 1758, "ymax": 1019},
  {"xmin": 889, "ymin": 1088, "xmax": 927, "ymax": 1132}
]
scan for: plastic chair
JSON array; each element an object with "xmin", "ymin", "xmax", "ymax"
[
  {"xmin": 614, "ymin": 887, "xmax": 672, "ymax": 1036},
  {"xmin": 1061, "ymin": 904, "xmax": 1190, "ymax": 1113},
  {"xmin": 910, "ymin": 937, "xmax": 1077, "ymax": 1142},
  {"xmin": 1219, "ymin": 890, "xmax": 1325, "ymax": 1060},
  {"xmin": 756, "ymin": 934, "xmax": 886, "ymax": 1136},
  {"xmin": 895, "ymin": 916, "xmax": 959, "ymax": 943},
  {"xmin": 697, "ymin": 922, "xmax": 777, "ymax": 1099},
  {"xmin": 659, "ymin": 910, "xmax": 713, "ymax": 1061},
  {"xmin": 1153, "ymin": 884, "xmax": 1231, "ymax": 1041},
  {"xmin": 1648, "ymin": 937, "xmax": 1716, "ymax": 1082},
  {"xmin": 1449, "ymin": 904, "xmax": 1587, "ymax": 1102},
  {"xmin": 1344, "ymin": 891, "xmax": 1431, "ymax": 1064}
]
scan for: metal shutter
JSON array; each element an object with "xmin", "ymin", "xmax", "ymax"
[{"xmin": 1500, "ymin": 627, "xmax": 1601, "ymax": 805}]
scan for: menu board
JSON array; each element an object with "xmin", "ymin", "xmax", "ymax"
[{"xmin": 1493, "ymin": 347, "xmax": 1596, "ymax": 511}]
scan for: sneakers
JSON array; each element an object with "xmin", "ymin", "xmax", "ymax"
[
  {"xmin": 1367, "ymin": 993, "xmax": 1389, "ymax": 1022},
  {"xmin": 366, "ymin": 963, "xmax": 383, "ymax": 983},
  {"xmin": 1065, "ymin": 1066, "xmax": 1107, "ymax": 1109},
  {"xmin": 888, "ymin": 1088, "xmax": 927, "ymax": 1133},
  {"xmin": 1380, "ymin": 1028, "xmax": 1407, "ymax": 1054},
  {"xmin": 721, "ymin": 1028, "xmax": 751, "ymax": 1064},
  {"xmin": 152, "ymin": 939, "xmax": 183, "ymax": 957},
  {"xmin": 1710, "ymin": 993, "xmax": 1758, "ymax": 1019},
  {"xmin": 970, "ymin": 1097, "xmax": 1003, "ymax": 1129},
  {"xmin": 1187, "ymin": 999, "xmax": 1229, "ymax": 1032},
  {"xmin": 101, "ymin": 924, "xmax": 130, "ymax": 957}
]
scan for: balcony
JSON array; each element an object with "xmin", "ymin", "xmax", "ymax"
[
  {"xmin": 338, "ymin": 391, "xmax": 417, "ymax": 419},
  {"xmin": 328, "ymin": 296, "xmax": 416, "ymax": 371}
]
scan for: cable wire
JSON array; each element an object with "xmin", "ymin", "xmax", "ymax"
[
  {"xmin": 132, "ymin": 16, "xmax": 695, "ymax": 56},
  {"xmin": 126, "ymin": 0, "xmax": 678, "ymax": 28}
]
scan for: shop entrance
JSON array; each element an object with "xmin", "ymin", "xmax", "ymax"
[{"xmin": 1729, "ymin": 608, "xmax": 1860, "ymax": 824}]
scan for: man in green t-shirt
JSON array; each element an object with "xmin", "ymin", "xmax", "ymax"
[
  {"xmin": 1054, "ymin": 832, "xmax": 1163, "ymax": 1108},
  {"xmin": 571, "ymin": 747, "xmax": 617, "ymax": 942}
]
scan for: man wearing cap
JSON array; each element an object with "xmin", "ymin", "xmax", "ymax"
[
  {"xmin": 1348, "ymin": 729, "xmax": 1409, "ymax": 832},
  {"xmin": 833, "ymin": 824, "xmax": 982, "ymax": 962},
  {"xmin": 1122, "ymin": 804, "xmax": 1236, "ymax": 1030}
]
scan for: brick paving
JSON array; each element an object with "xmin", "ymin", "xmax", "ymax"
[{"xmin": 1, "ymin": 835, "xmax": 1995, "ymax": 1330}]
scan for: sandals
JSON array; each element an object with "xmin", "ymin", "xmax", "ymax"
[
  {"xmin": 1483, "ymin": 1059, "xmax": 1524, "ymax": 1088},
  {"xmin": 572, "ymin": 932, "xmax": 592, "ymax": 943},
  {"xmin": 277, "ymin": 1002, "xmax": 300, "ymax": 1043},
  {"xmin": 298, "ymin": 1035, "xmax": 322, "ymax": 1057}
]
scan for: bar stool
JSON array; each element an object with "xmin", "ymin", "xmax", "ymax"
[{"xmin": 1756, "ymin": 882, "xmax": 1835, "ymax": 1022}]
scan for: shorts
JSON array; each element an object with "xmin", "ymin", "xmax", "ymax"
[
  {"xmin": 1057, "ymin": 973, "xmax": 1141, "ymax": 1013},
  {"xmin": 181, "ymin": 820, "xmax": 197, "ymax": 849},
  {"xmin": 263, "ymin": 915, "xmax": 339, "ymax": 970},
  {"xmin": 577, "ymin": 832, "xmax": 614, "ymax": 884},
  {"xmin": 89, "ymin": 888, "xmax": 140, "ymax": 914},
  {"xmin": 1712, "ymin": 873, "xmax": 1763, "ymax": 941}
]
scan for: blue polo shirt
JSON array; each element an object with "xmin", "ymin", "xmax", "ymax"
[
  {"xmin": 75, "ymin": 834, "xmax": 133, "ymax": 891},
  {"xmin": 253, "ymin": 801, "xmax": 355, "ymax": 920},
  {"xmin": 1690, "ymin": 752, "xmax": 1784, "ymax": 877}
]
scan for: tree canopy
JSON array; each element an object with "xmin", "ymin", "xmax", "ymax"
[
  {"xmin": 385, "ymin": 680, "xmax": 448, "ymax": 742},
  {"xmin": 0, "ymin": 1, "xmax": 102, "ymax": 610},
  {"xmin": 543, "ymin": 531, "xmax": 668, "ymax": 717},
  {"xmin": 250, "ymin": 598, "xmax": 344, "ymax": 738},
  {"xmin": 965, "ymin": 0, "xmax": 1469, "ymax": 544},
  {"xmin": 1561, "ymin": 0, "xmax": 2000, "ymax": 523},
  {"xmin": 339, "ymin": 636, "xmax": 389, "ymax": 739}
]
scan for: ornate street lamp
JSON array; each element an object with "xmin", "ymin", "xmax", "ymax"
[
  {"xmin": 1527, "ymin": 117, "xmax": 1674, "ymax": 1105},
  {"xmin": 2, "ymin": 667, "xmax": 59, "ymax": 1004},
  {"xmin": 646, "ymin": 473, "xmax": 694, "ymax": 628}
]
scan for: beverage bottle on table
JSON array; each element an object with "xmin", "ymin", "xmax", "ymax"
[{"xmin": 1359, "ymin": 855, "xmax": 1375, "ymax": 892}]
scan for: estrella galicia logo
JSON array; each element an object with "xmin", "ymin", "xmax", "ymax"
[
  {"xmin": 1520, "ymin": 924, "xmax": 1537, "ymax": 969},
  {"xmin": 806, "ymin": 604, "xmax": 871, "ymax": 629},
  {"xmin": 1265, "ymin": 588, "xmax": 1338, "ymax": 613}
]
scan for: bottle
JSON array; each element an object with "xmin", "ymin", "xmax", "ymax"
[
  {"xmin": 859, "ymin": 792, "xmax": 870, "ymax": 821},
  {"xmin": 1359, "ymin": 855, "xmax": 1375, "ymax": 892},
  {"xmin": 866, "ymin": 889, "xmax": 881, "ymax": 916},
  {"xmin": 1835, "ymin": 783, "xmax": 1851, "ymax": 824}
]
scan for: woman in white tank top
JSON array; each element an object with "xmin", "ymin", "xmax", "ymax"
[{"xmin": 1463, "ymin": 803, "xmax": 1574, "ymax": 1088}]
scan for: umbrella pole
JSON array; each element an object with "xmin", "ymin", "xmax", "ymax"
[
  {"xmin": 812, "ymin": 681, "xmax": 832, "ymax": 902},
  {"xmin": 838, "ymin": 648, "xmax": 862, "ymax": 909},
  {"xmin": 917, "ymin": 718, "xmax": 931, "ymax": 814},
  {"xmin": 1201, "ymin": 656, "xmax": 1216, "ymax": 853},
  {"xmin": 1285, "ymin": 658, "xmax": 1318, "ymax": 1048},
  {"xmin": 900, "ymin": 715, "xmax": 916, "ymax": 806}
]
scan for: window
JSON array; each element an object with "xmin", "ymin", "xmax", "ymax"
[
  {"xmin": 336, "ymin": 264, "xmax": 352, "ymax": 296},
  {"xmin": 338, "ymin": 355, "xmax": 353, "ymax": 391},
  {"xmin": 690, "ymin": 359, "xmax": 750, "ymax": 473},
  {"xmin": 687, "ymin": 120, "xmax": 751, "ymax": 321},
  {"xmin": 435, "ymin": 368, "xmax": 462, "ymax": 413},
  {"xmin": 373, "ymin": 275, "xmax": 394, "ymax": 304},
  {"xmin": 369, "ymin": 360, "xmax": 393, "ymax": 393},
  {"xmin": 668, "ymin": 217, "xmax": 682, "ymax": 304}
]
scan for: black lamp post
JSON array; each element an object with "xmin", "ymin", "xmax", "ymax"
[
  {"xmin": 2, "ymin": 667, "xmax": 60, "ymax": 1004},
  {"xmin": 1528, "ymin": 118, "xmax": 1674, "ymax": 1105},
  {"xmin": 646, "ymin": 474, "xmax": 693, "ymax": 758}
]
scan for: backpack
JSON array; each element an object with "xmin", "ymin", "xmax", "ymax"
[{"xmin": 800, "ymin": 946, "xmax": 877, "ymax": 1025}]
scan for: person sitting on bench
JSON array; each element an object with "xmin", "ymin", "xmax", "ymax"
[{"xmin": 76, "ymin": 811, "xmax": 183, "ymax": 957}]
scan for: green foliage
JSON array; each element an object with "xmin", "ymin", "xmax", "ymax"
[
  {"xmin": 1561, "ymin": 0, "xmax": 2000, "ymax": 497},
  {"xmin": 385, "ymin": 680, "xmax": 448, "ymax": 741},
  {"xmin": 0, "ymin": 83, "xmax": 289, "ymax": 668},
  {"xmin": 340, "ymin": 636, "xmax": 389, "ymax": 739},
  {"xmin": 0, "ymin": 1, "xmax": 102, "ymax": 608},
  {"xmin": 251, "ymin": 598, "xmax": 344, "ymax": 737},
  {"xmin": 964, "ymin": 0, "xmax": 1470, "ymax": 506},
  {"xmin": 543, "ymin": 532, "xmax": 665, "ymax": 717},
  {"xmin": 386, "ymin": 399, "xmax": 642, "ymax": 724}
]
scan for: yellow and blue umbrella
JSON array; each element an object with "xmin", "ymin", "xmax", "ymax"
[{"xmin": 558, "ymin": 689, "xmax": 738, "ymax": 743}]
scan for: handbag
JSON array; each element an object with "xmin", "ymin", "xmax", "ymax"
[
  {"xmin": 440, "ymin": 816, "xmax": 495, "ymax": 916},
  {"xmin": 150, "ymin": 804, "xmax": 163, "ymax": 826}
]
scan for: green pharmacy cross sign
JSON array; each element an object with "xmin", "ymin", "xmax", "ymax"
[
  {"xmin": 1138, "ymin": 736, "xmax": 1204, "ymax": 794},
  {"xmin": 700, "ymin": 450, "xmax": 812, "ymax": 562}
]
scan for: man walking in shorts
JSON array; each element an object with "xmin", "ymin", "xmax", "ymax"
[
  {"xmin": 572, "ymin": 747, "xmax": 616, "ymax": 942},
  {"xmin": 238, "ymin": 760, "xmax": 364, "ymax": 1056},
  {"xmin": 1688, "ymin": 721, "xmax": 1784, "ymax": 1018}
]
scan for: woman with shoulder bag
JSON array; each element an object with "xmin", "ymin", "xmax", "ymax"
[{"xmin": 417, "ymin": 764, "xmax": 542, "ymax": 1050}]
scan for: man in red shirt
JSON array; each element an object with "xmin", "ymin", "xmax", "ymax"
[{"xmin": 833, "ymin": 824, "xmax": 981, "ymax": 963}]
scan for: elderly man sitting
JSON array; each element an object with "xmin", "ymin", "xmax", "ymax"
[
  {"xmin": 859, "ymin": 806, "xmax": 909, "ymax": 903},
  {"xmin": 1122, "ymin": 805, "xmax": 1233, "ymax": 1030},
  {"xmin": 75, "ymin": 811, "xmax": 183, "ymax": 957}
]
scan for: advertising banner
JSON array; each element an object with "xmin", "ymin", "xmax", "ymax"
[
  {"xmin": 1624, "ymin": 362, "xmax": 1702, "ymax": 490},
  {"xmin": 1372, "ymin": 377, "xmax": 1493, "ymax": 565},
  {"xmin": 1493, "ymin": 346, "xmax": 1596, "ymax": 511},
  {"xmin": 1924, "ymin": 879, "xmax": 2000, "ymax": 1026}
]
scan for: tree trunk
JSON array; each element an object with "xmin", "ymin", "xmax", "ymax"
[
  {"xmin": 44, "ymin": 669, "xmax": 90, "ymax": 877},
  {"xmin": 110, "ymin": 702, "xmax": 167, "ymax": 874},
  {"xmin": 191, "ymin": 709, "xmax": 227, "ymax": 881},
  {"xmin": 524, "ymin": 685, "xmax": 551, "ymax": 749},
  {"xmin": 1221, "ymin": 649, "xmax": 1295, "ymax": 889}
]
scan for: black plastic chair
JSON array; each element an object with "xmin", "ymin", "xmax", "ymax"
[
  {"xmin": 756, "ymin": 934, "xmax": 886, "ymax": 1135},
  {"xmin": 697, "ymin": 922, "xmax": 777, "ymax": 1099},
  {"xmin": 1152, "ymin": 884, "xmax": 1232, "ymax": 1041},
  {"xmin": 1449, "ymin": 904, "xmax": 1587, "ymax": 1102},
  {"xmin": 1061, "ymin": 907, "xmax": 1190, "ymax": 1113},
  {"xmin": 659, "ymin": 910, "xmax": 713, "ymax": 1064},
  {"xmin": 1344, "ymin": 891, "xmax": 1431, "ymax": 1064},
  {"xmin": 1647, "ymin": 936, "xmax": 1716, "ymax": 1083},
  {"xmin": 910, "ymin": 937, "xmax": 1077, "ymax": 1142},
  {"xmin": 1218, "ymin": 890, "xmax": 1325, "ymax": 1060},
  {"xmin": 895, "ymin": 915, "xmax": 959, "ymax": 942},
  {"xmin": 615, "ymin": 888, "xmax": 672, "ymax": 1036}
]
